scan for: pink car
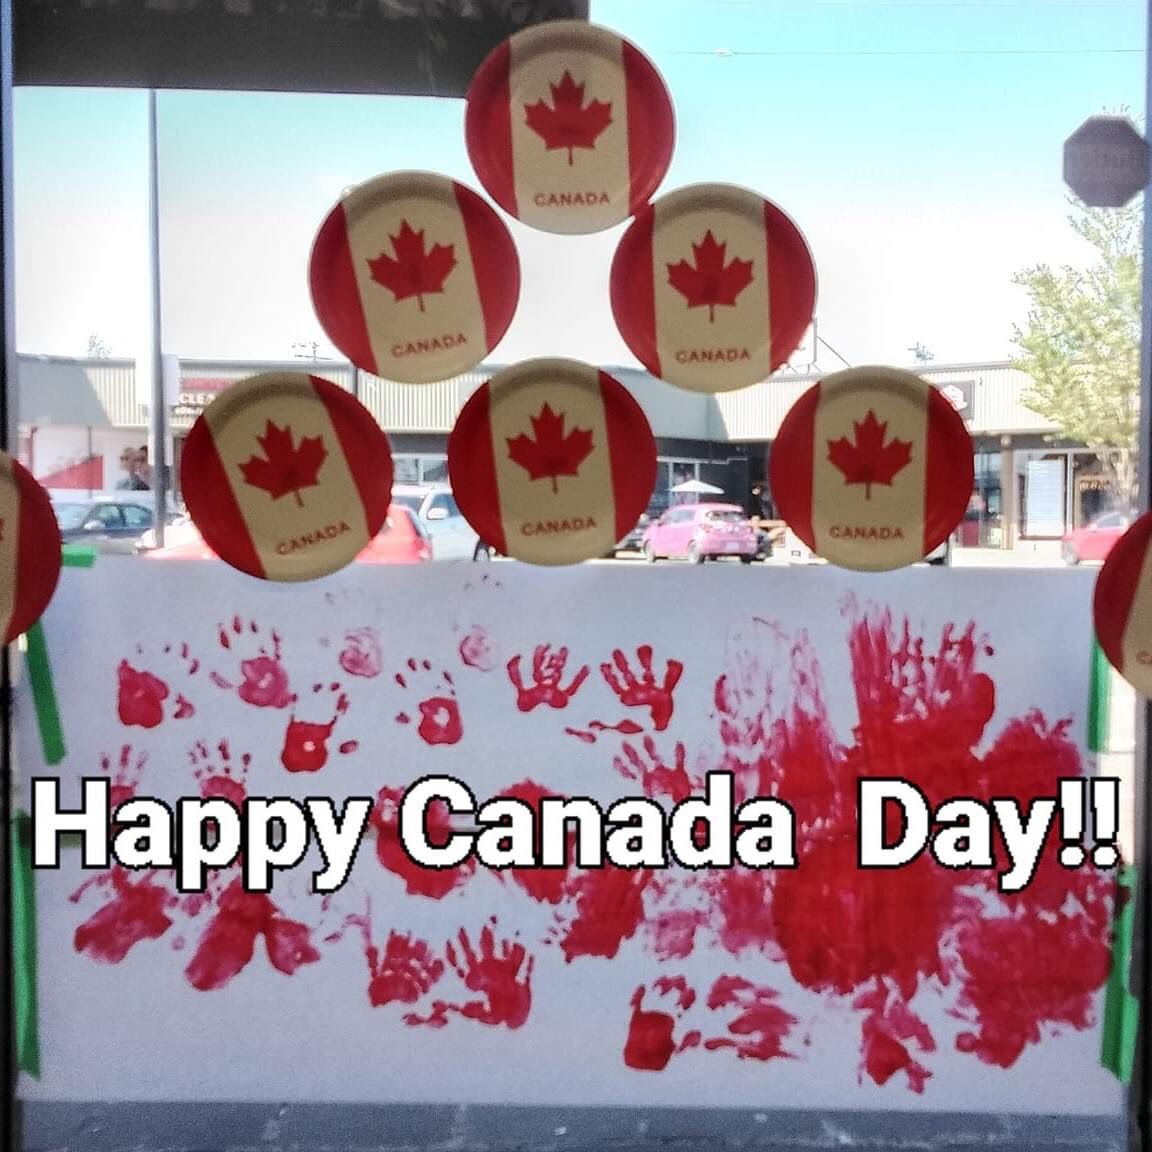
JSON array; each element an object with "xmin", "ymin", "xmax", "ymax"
[
  {"xmin": 1061, "ymin": 510, "xmax": 1135, "ymax": 565},
  {"xmin": 642, "ymin": 503, "xmax": 758, "ymax": 564}
]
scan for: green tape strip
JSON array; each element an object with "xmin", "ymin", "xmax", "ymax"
[
  {"xmin": 24, "ymin": 622, "xmax": 64, "ymax": 766},
  {"xmin": 1088, "ymin": 638, "xmax": 1112, "ymax": 753},
  {"xmin": 61, "ymin": 545, "xmax": 97, "ymax": 568},
  {"xmin": 1101, "ymin": 864, "xmax": 1138, "ymax": 1081},
  {"xmin": 20, "ymin": 546, "xmax": 96, "ymax": 765},
  {"xmin": 11, "ymin": 812, "xmax": 41, "ymax": 1077},
  {"xmin": 10, "ymin": 544, "xmax": 96, "ymax": 1078}
]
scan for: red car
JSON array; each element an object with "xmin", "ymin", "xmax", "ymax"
[
  {"xmin": 641, "ymin": 502, "xmax": 759, "ymax": 564},
  {"xmin": 145, "ymin": 504, "xmax": 433, "ymax": 565},
  {"xmin": 1061, "ymin": 511, "xmax": 1135, "ymax": 565}
]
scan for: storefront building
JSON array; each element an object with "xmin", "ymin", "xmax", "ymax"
[{"xmin": 15, "ymin": 353, "xmax": 1115, "ymax": 548}]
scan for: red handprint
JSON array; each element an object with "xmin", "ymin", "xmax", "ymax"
[
  {"xmin": 507, "ymin": 645, "xmax": 590, "ymax": 712},
  {"xmin": 624, "ymin": 976, "xmax": 701, "ymax": 1071},
  {"xmin": 405, "ymin": 919, "xmax": 534, "ymax": 1030},
  {"xmin": 702, "ymin": 975, "xmax": 798, "ymax": 1061},
  {"xmin": 371, "ymin": 785, "xmax": 477, "ymax": 900},
  {"xmin": 360, "ymin": 919, "xmax": 446, "ymax": 1008},
  {"xmin": 613, "ymin": 736, "xmax": 696, "ymax": 802},
  {"xmin": 599, "ymin": 645, "xmax": 684, "ymax": 731}
]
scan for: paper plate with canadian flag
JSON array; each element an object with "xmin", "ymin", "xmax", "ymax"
[
  {"xmin": 0, "ymin": 453, "xmax": 62, "ymax": 644},
  {"xmin": 309, "ymin": 171, "xmax": 520, "ymax": 384},
  {"xmin": 1093, "ymin": 511, "xmax": 1152, "ymax": 697},
  {"xmin": 465, "ymin": 20, "xmax": 675, "ymax": 235},
  {"xmin": 180, "ymin": 372, "xmax": 394, "ymax": 582},
  {"xmin": 448, "ymin": 358, "xmax": 656, "ymax": 565},
  {"xmin": 610, "ymin": 182, "xmax": 817, "ymax": 394},
  {"xmin": 769, "ymin": 366, "xmax": 973, "ymax": 571}
]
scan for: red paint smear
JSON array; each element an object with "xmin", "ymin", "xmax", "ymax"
[
  {"xmin": 339, "ymin": 740, "xmax": 359, "ymax": 755},
  {"xmin": 951, "ymin": 898, "xmax": 1112, "ymax": 1068},
  {"xmin": 340, "ymin": 628, "xmax": 383, "ymax": 679},
  {"xmin": 116, "ymin": 661, "xmax": 169, "ymax": 729},
  {"xmin": 493, "ymin": 779, "xmax": 573, "ymax": 905},
  {"xmin": 554, "ymin": 864, "xmax": 653, "ymax": 962},
  {"xmin": 458, "ymin": 626, "xmax": 496, "ymax": 672},
  {"xmin": 405, "ymin": 920, "xmax": 534, "ymax": 1030},
  {"xmin": 74, "ymin": 868, "xmax": 173, "ymax": 962},
  {"xmin": 371, "ymin": 786, "xmax": 476, "ymax": 899},
  {"xmin": 173, "ymin": 694, "xmax": 195, "ymax": 719},
  {"xmin": 854, "ymin": 982, "xmax": 935, "ymax": 1092},
  {"xmin": 773, "ymin": 830, "xmax": 948, "ymax": 1002},
  {"xmin": 367, "ymin": 929, "xmax": 445, "ymax": 1007},
  {"xmin": 184, "ymin": 879, "xmax": 321, "ymax": 991},
  {"xmin": 703, "ymin": 867, "xmax": 780, "ymax": 959},
  {"xmin": 702, "ymin": 975, "xmax": 797, "ymax": 1061}
]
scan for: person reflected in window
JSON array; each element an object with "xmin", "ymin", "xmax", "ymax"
[{"xmin": 116, "ymin": 448, "xmax": 148, "ymax": 491}]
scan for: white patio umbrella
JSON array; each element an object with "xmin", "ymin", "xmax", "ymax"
[{"xmin": 670, "ymin": 479, "xmax": 724, "ymax": 495}]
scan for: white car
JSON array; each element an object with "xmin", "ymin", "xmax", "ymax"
[
  {"xmin": 782, "ymin": 527, "xmax": 950, "ymax": 566},
  {"xmin": 390, "ymin": 483, "xmax": 493, "ymax": 562}
]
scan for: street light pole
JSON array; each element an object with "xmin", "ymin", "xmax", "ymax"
[{"xmin": 147, "ymin": 89, "xmax": 168, "ymax": 547}]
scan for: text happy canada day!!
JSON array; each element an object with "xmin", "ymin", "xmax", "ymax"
[{"xmin": 28, "ymin": 772, "xmax": 1119, "ymax": 895}]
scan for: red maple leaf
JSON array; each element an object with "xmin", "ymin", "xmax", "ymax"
[
  {"xmin": 826, "ymin": 410, "xmax": 913, "ymax": 499},
  {"xmin": 666, "ymin": 231, "xmax": 754, "ymax": 323},
  {"xmin": 366, "ymin": 220, "xmax": 457, "ymax": 312},
  {"xmin": 238, "ymin": 420, "xmax": 328, "ymax": 508},
  {"xmin": 524, "ymin": 71, "xmax": 613, "ymax": 166},
  {"xmin": 506, "ymin": 403, "xmax": 594, "ymax": 495}
]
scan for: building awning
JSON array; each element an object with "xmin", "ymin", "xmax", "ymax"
[{"xmin": 18, "ymin": 357, "xmax": 124, "ymax": 427}]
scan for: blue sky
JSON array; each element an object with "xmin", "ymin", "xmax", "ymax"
[{"xmin": 11, "ymin": 0, "xmax": 1147, "ymax": 373}]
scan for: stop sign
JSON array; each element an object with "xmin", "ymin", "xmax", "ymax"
[{"xmin": 1064, "ymin": 116, "xmax": 1150, "ymax": 208}]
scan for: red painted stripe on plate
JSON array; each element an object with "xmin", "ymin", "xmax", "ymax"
[
  {"xmin": 600, "ymin": 370, "xmax": 657, "ymax": 540},
  {"xmin": 310, "ymin": 202, "xmax": 377, "ymax": 375},
  {"xmin": 455, "ymin": 182, "xmax": 520, "ymax": 353},
  {"xmin": 181, "ymin": 418, "xmax": 266, "ymax": 579},
  {"xmin": 923, "ymin": 387, "xmax": 974, "ymax": 553},
  {"xmin": 465, "ymin": 40, "xmax": 518, "ymax": 218},
  {"xmin": 1096, "ymin": 513, "xmax": 1152, "ymax": 676},
  {"xmin": 313, "ymin": 377, "xmax": 393, "ymax": 540},
  {"xmin": 764, "ymin": 199, "xmax": 817, "ymax": 374},
  {"xmin": 448, "ymin": 384, "xmax": 507, "ymax": 556},
  {"xmin": 768, "ymin": 382, "xmax": 818, "ymax": 548},
  {"xmin": 622, "ymin": 41, "xmax": 673, "ymax": 214},
  {"xmin": 11, "ymin": 468, "xmax": 61, "ymax": 642},
  {"xmin": 611, "ymin": 208, "xmax": 660, "ymax": 376}
]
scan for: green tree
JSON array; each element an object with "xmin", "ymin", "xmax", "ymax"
[
  {"xmin": 86, "ymin": 332, "xmax": 111, "ymax": 358},
  {"xmin": 1011, "ymin": 197, "xmax": 1142, "ymax": 507}
]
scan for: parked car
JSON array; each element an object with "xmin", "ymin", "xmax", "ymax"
[
  {"xmin": 604, "ymin": 512, "xmax": 652, "ymax": 558},
  {"xmin": 782, "ymin": 526, "xmax": 824, "ymax": 565},
  {"xmin": 133, "ymin": 512, "xmax": 199, "ymax": 554},
  {"xmin": 390, "ymin": 483, "xmax": 492, "ymax": 562},
  {"xmin": 50, "ymin": 492, "xmax": 180, "ymax": 554},
  {"xmin": 782, "ymin": 528, "xmax": 951, "ymax": 565},
  {"xmin": 144, "ymin": 504, "xmax": 432, "ymax": 564},
  {"xmin": 642, "ymin": 503, "xmax": 758, "ymax": 564},
  {"xmin": 1061, "ymin": 511, "xmax": 1136, "ymax": 565}
]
